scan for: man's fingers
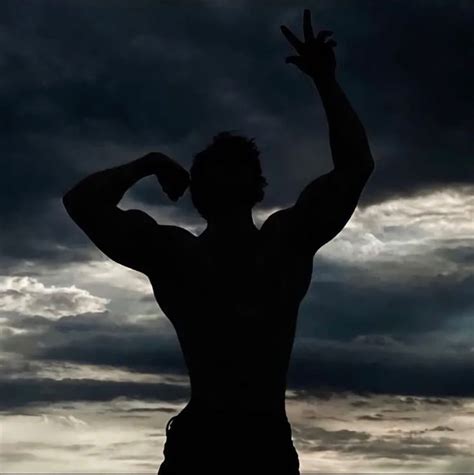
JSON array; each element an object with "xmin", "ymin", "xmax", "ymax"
[
  {"xmin": 280, "ymin": 25, "xmax": 304, "ymax": 52},
  {"xmin": 316, "ymin": 30, "xmax": 333, "ymax": 42},
  {"xmin": 303, "ymin": 9, "xmax": 314, "ymax": 42}
]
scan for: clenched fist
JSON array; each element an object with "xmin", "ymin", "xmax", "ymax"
[{"xmin": 141, "ymin": 152, "xmax": 190, "ymax": 202}]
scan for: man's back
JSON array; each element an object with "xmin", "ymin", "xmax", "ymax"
[{"xmin": 147, "ymin": 211, "xmax": 314, "ymax": 416}]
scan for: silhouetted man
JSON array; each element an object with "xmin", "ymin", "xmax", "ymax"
[{"xmin": 63, "ymin": 9, "xmax": 374, "ymax": 475}]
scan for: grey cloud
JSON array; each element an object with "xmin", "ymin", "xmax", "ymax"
[
  {"xmin": 294, "ymin": 424, "xmax": 469, "ymax": 460},
  {"xmin": 340, "ymin": 435, "xmax": 468, "ymax": 460},
  {"xmin": 288, "ymin": 338, "xmax": 474, "ymax": 397},
  {"xmin": 297, "ymin": 273, "xmax": 474, "ymax": 340},
  {"xmin": 0, "ymin": 377, "xmax": 190, "ymax": 411}
]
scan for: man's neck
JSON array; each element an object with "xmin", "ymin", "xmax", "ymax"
[{"xmin": 201, "ymin": 210, "xmax": 258, "ymax": 241}]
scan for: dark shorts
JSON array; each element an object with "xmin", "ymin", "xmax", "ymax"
[{"xmin": 157, "ymin": 403, "xmax": 300, "ymax": 475}]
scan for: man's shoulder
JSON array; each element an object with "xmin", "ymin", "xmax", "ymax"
[
  {"xmin": 259, "ymin": 207, "xmax": 303, "ymax": 251},
  {"xmin": 259, "ymin": 206, "xmax": 318, "ymax": 259},
  {"xmin": 260, "ymin": 207, "xmax": 294, "ymax": 239}
]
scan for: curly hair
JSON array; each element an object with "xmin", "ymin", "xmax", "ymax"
[{"xmin": 190, "ymin": 130, "xmax": 268, "ymax": 219}]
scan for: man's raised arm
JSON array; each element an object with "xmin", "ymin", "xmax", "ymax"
[
  {"xmin": 275, "ymin": 9, "xmax": 375, "ymax": 255},
  {"xmin": 62, "ymin": 152, "xmax": 191, "ymax": 275}
]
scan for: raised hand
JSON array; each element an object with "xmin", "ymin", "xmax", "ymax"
[
  {"xmin": 142, "ymin": 152, "xmax": 190, "ymax": 202},
  {"xmin": 281, "ymin": 9, "xmax": 337, "ymax": 82}
]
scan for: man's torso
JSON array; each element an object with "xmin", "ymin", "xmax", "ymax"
[{"xmin": 147, "ymin": 214, "xmax": 314, "ymax": 415}]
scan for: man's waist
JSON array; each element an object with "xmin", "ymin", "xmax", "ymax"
[{"xmin": 182, "ymin": 395, "xmax": 287, "ymax": 423}]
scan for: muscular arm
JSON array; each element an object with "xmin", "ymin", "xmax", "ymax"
[
  {"xmin": 269, "ymin": 11, "xmax": 375, "ymax": 256},
  {"xmin": 62, "ymin": 154, "xmax": 191, "ymax": 275},
  {"xmin": 314, "ymin": 75, "xmax": 375, "ymax": 172},
  {"xmin": 289, "ymin": 75, "xmax": 375, "ymax": 254}
]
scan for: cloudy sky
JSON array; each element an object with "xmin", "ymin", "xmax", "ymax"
[{"xmin": 1, "ymin": 0, "xmax": 473, "ymax": 472}]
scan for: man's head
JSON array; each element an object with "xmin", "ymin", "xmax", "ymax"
[{"xmin": 190, "ymin": 131, "xmax": 268, "ymax": 220}]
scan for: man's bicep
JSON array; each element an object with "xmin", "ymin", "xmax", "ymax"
[
  {"xmin": 68, "ymin": 206, "xmax": 180, "ymax": 274},
  {"xmin": 290, "ymin": 168, "xmax": 370, "ymax": 254}
]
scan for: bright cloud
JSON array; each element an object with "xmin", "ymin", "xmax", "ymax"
[
  {"xmin": 303, "ymin": 185, "xmax": 474, "ymax": 283},
  {"xmin": 0, "ymin": 276, "xmax": 109, "ymax": 318}
]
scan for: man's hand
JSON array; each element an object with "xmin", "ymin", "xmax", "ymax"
[
  {"xmin": 281, "ymin": 9, "xmax": 336, "ymax": 82},
  {"xmin": 142, "ymin": 152, "xmax": 190, "ymax": 202}
]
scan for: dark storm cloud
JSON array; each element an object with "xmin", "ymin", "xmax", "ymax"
[
  {"xmin": 0, "ymin": 0, "xmax": 472, "ymax": 267},
  {"xmin": 435, "ymin": 245, "xmax": 474, "ymax": 265},
  {"xmin": 0, "ymin": 377, "xmax": 189, "ymax": 411},
  {"xmin": 1, "ymin": 311, "xmax": 189, "ymax": 376},
  {"xmin": 288, "ymin": 338, "xmax": 474, "ymax": 397},
  {"xmin": 298, "ymin": 271, "xmax": 474, "ymax": 340},
  {"xmin": 37, "ymin": 333, "xmax": 189, "ymax": 376}
]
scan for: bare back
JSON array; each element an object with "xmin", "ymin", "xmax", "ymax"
[{"xmin": 147, "ymin": 211, "xmax": 313, "ymax": 417}]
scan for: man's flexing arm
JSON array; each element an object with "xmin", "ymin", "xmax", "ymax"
[
  {"xmin": 266, "ymin": 9, "xmax": 375, "ymax": 255},
  {"xmin": 62, "ymin": 152, "xmax": 192, "ymax": 275}
]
